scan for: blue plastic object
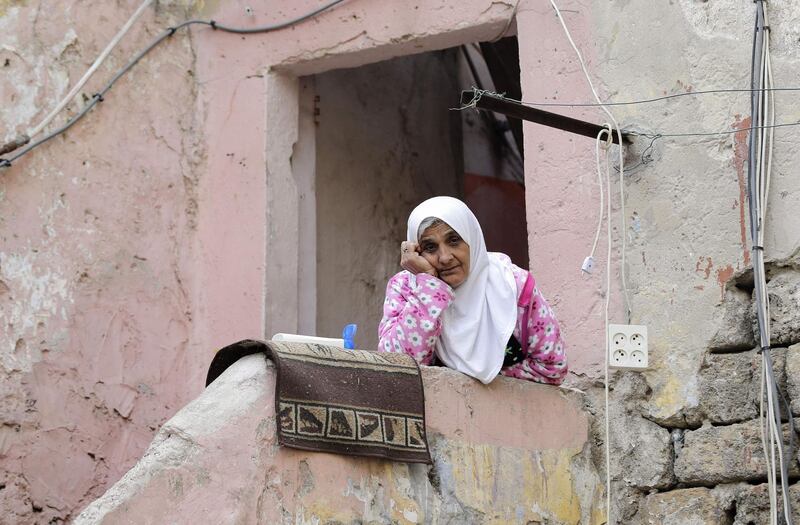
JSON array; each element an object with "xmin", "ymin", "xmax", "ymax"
[{"xmin": 342, "ymin": 324, "xmax": 357, "ymax": 350}]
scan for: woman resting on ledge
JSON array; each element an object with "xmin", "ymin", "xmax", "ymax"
[{"xmin": 378, "ymin": 196, "xmax": 567, "ymax": 385}]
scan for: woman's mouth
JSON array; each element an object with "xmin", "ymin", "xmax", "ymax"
[{"xmin": 440, "ymin": 266, "xmax": 461, "ymax": 276}]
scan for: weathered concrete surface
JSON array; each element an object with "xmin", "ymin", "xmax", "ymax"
[
  {"xmin": 76, "ymin": 355, "xmax": 604, "ymax": 525},
  {"xmin": 607, "ymin": 373, "xmax": 675, "ymax": 490},
  {"xmin": 520, "ymin": 0, "xmax": 800, "ymax": 420}
]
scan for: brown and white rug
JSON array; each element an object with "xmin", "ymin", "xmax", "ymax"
[{"xmin": 206, "ymin": 339, "xmax": 431, "ymax": 464}]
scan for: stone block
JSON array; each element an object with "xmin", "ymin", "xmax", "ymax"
[
  {"xmin": 697, "ymin": 350, "xmax": 758, "ymax": 424},
  {"xmin": 639, "ymin": 487, "xmax": 734, "ymax": 525},
  {"xmin": 734, "ymin": 482, "xmax": 800, "ymax": 525},
  {"xmin": 710, "ymin": 287, "xmax": 757, "ymax": 352},
  {"xmin": 610, "ymin": 411, "xmax": 675, "ymax": 490},
  {"xmin": 755, "ymin": 269, "xmax": 800, "ymax": 347},
  {"xmin": 675, "ymin": 420, "xmax": 799, "ymax": 485},
  {"xmin": 785, "ymin": 343, "xmax": 800, "ymax": 416}
]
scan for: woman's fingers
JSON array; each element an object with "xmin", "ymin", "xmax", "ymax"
[{"xmin": 400, "ymin": 242, "xmax": 435, "ymax": 276}]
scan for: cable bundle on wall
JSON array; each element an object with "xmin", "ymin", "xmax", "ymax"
[
  {"xmin": 748, "ymin": 2, "xmax": 794, "ymax": 524},
  {"xmin": 0, "ymin": 0, "xmax": 349, "ymax": 169}
]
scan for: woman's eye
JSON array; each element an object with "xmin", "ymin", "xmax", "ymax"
[
  {"xmin": 448, "ymin": 236, "xmax": 462, "ymax": 245},
  {"xmin": 422, "ymin": 244, "xmax": 436, "ymax": 253}
]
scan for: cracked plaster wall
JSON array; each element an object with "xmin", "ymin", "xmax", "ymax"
[
  {"xmin": 0, "ymin": 0, "xmax": 542, "ymax": 522},
  {"xmin": 0, "ymin": 1, "xmax": 217, "ymax": 523}
]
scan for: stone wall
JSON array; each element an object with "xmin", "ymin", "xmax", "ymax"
[{"xmin": 594, "ymin": 259, "xmax": 800, "ymax": 524}]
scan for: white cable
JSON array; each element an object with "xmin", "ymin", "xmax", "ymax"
[
  {"xmin": 548, "ymin": 0, "xmax": 631, "ymax": 322},
  {"xmin": 760, "ymin": 361, "xmax": 777, "ymax": 525},
  {"xmin": 591, "ymin": 130, "xmax": 610, "ymax": 258},
  {"xmin": 752, "ymin": 3, "xmax": 791, "ymax": 522},
  {"xmin": 26, "ymin": 0, "xmax": 153, "ymax": 139},
  {"xmin": 761, "ymin": 8, "xmax": 791, "ymax": 521},
  {"xmin": 598, "ymin": 130, "xmax": 613, "ymax": 525}
]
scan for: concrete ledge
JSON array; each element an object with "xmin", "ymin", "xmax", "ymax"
[{"xmin": 75, "ymin": 355, "xmax": 603, "ymax": 525}]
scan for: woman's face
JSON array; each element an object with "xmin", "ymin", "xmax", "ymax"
[{"xmin": 418, "ymin": 221, "xmax": 470, "ymax": 288}]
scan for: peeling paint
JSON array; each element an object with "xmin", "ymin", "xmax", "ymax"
[{"xmin": 0, "ymin": 249, "xmax": 71, "ymax": 371}]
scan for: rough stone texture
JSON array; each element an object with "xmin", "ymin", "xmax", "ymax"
[
  {"xmin": 607, "ymin": 373, "xmax": 675, "ymax": 490},
  {"xmin": 695, "ymin": 347, "xmax": 791, "ymax": 425},
  {"xmin": 638, "ymin": 487, "xmax": 735, "ymax": 525},
  {"xmin": 786, "ymin": 343, "xmax": 800, "ymax": 416},
  {"xmin": 609, "ymin": 483, "xmax": 646, "ymax": 525},
  {"xmin": 696, "ymin": 350, "xmax": 758, "ymax": 425},
  {"xmin": 675, "ymin": 420, "xmax": 799, "ymax": 485},
  {"xmin": 734, "ymin": 482, "xmax": 800, "ymax": 525},
  {"xmin": 611, "ymin": 412, "xmax": 674, "ymax": 490},
  {"xmin": 75, "ymin": 355, "xmax": 605, "ymax": 525},
  {"xmin": 758, "ymin": 269, "xmax": 800, "ymax": 348},
  {"xmin": 709, "ymin": 288, "xmax": 757, "ymax": 352}
]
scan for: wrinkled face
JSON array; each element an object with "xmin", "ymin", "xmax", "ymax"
[{"xmin": 418, "ymin": 221, "xmax": 470, "ymax": 288}]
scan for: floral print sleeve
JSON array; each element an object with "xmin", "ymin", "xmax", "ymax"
[
  {"xmin": 378, "ymin": 271, "xmax": 454, "ymax": 365},
  {"xmin": 500, "ymin": 258, "xmax": 569, "ymax": 385}
]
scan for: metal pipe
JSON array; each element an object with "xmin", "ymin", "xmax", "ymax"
[{"xmin": 460, "ymin": 89, "xmax": 630, "ymax": 145}]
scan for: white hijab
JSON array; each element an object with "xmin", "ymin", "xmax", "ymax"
[{"xmin": 407, "ymin": 197, "xmax": 517, "ymax": 384}]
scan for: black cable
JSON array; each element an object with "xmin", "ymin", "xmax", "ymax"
[
  {"xmin": 0, "ymin": 1, "xmax": 348, "ymax": 169},
  {"xmin": 515, "ymin": 87, "xmax": 800, "ymax": 108},
  {"xmin": 777, "ymin": 386, "xmax": 796, "ymax": 466},
  {"xmin": 627, "ymin": 119, "xmax": 800, "ymax": 139}
]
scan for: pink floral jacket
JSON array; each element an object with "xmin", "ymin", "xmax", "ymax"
[{"xmin": 378, "ymin": 254, "xmax": 568, "ymax": 384}]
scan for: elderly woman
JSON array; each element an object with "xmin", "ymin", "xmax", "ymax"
[{"xmin": 378, "ymin": 196, "xmax": 567, "ymax": 385}]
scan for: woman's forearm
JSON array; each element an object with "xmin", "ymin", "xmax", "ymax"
[{"xmin": 378, "ymin": 272, "xmax": 453, "ymax": 365}]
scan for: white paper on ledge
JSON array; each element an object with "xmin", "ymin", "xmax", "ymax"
[{"xmin": 271, "ymin": 333, "xmax": 345, "ymax": 348}]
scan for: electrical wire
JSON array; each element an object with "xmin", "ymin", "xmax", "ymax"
[
  {"xmin": 748, "ymin": 2, "xmax": 794, "ymax": 523},
  {"xmin": 518, "ymin": 86, "xmax": 800, "ymax": 108},
  {"xmin": 590, "ymin": 128, "xmax": 610, "ymax": 261},
  {"xmin": 30, "ymin": 0, "xmax": 153, "ymax": 141},
  {"xmin": 596, "ymin": 126, "xmax": 614, "ymax": 525},
  {"xmin": 0, "ymin": 0, "xmax": 349, "ymax": 169}
]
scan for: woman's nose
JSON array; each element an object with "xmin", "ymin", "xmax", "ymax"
[{"xmin": 439, "ymin": 247, "xmax": 453, "ymax": 264}]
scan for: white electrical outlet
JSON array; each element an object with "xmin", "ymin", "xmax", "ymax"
[{"xmin": 608, "ymin": 324, "xmax": 648, "ymax": 369}]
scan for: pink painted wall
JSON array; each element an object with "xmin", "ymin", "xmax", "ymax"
[
  {"xmin": 517, "ymin": 0, "xmax": 623, "ymax": 378},
  {"xmin": 0, "ymin": 1, "xmax": 526, "ymax": 521}
]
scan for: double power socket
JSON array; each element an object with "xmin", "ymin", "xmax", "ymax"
[{"xmin": 608, "ymin": 324, "xmax": 648, "ymax": 369}]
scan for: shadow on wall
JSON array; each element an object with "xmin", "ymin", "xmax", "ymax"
[{"xmin": 465, "ymin": 174, "xmax": 528, "ymax": 268}]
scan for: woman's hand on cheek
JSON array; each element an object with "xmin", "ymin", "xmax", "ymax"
[{"xmin": 400, "ymin": 242, "xmax": 437, "ymax": 277}]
